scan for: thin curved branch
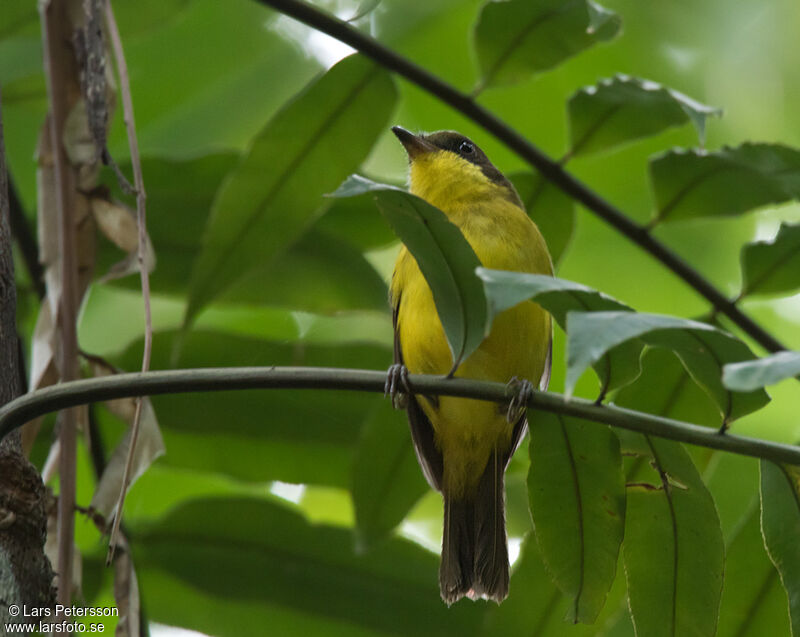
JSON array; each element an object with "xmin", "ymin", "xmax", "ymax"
[
  {"xmin": 1, "ymin": 366, "xmax": 798, "ymax": 466},
  {"xmin": 255, "ymin": 0, "xmax": 786, "ymax": 355}
]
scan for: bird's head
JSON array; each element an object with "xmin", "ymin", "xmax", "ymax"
[{"xmin": 391, "ymin": 126, "xmax": 521, "ymax": 210}]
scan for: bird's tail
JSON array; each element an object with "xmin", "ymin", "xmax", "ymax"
[{"xmin": 439, "ymin": 449, "xmax": 509, "ymax": 605}]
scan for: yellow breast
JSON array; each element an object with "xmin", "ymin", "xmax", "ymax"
[{"xmin": 390, "ymin": 149, "xmax": 552, "ymax": 495}]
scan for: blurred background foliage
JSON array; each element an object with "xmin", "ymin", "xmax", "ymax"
[{"xmin": 3, "ymin": 0, "xmax": 800, "ymax": 634}]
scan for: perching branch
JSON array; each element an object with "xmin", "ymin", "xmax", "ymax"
[
  {"xmin": 256, "ymin": 0, "xmax": 786, "ymax": 355},
  {"xmin": 1, "ymin": 367, "xmax": 798, "ymax": 466}
]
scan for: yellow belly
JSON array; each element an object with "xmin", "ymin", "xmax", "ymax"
[{"xmin": 392, "ymin": 197, "xmax": 552, "ymax": 497}]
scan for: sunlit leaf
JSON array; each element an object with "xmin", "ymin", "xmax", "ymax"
[
  {"xmin": 473, "ymin": 0, "xmax": 621, "ymax": 90},
  {"xmin": 567, "ymin": 75, "xmax": 720, "ymax": 157},
  {"xmin": 185, "ymin": 55, "xmax": 396, "ymax": 323},
  {"xmin": 761, "ymin": 460, "xmax": 800, "ymax": 636},
  {"xmin": 351, "ymin": 402, "xmax": 428, "ymax": 551},
  {"xmin": 333, "ymin": 175, "xmax": 486, "ymax": 371},
  {"xmin": 649, "ymin": 143, "xmax": 800, "ymax": 224},
  {"xmin": 740, "ymin": 223, "xmax": 800, "ymax": 298},
  {"xmin": 528, "ymin": 413, "xmax": 625, "ymax": 623},
  {"xmin": 509, "ymin": 171, "xmax": 575, "ymax": 268},
  {"xmin": 623, "ymin": 438, "xmax": 724, "ymax": 637},
  {"xmin": 132, "ymin": 497, "xmax": 484, "ymax": 637},
  {"xmin": 723, "ymin": 351, "xmax": 800, "ymax": 391},
  {"xmin": 477, "ymin": 269, "xmax": 640, "ymax": 396},
  {"xmin": 566, "ymin": 311, "xmax": 770, "ymax": 423}
]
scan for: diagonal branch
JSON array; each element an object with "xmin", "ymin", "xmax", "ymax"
[
  {"xmin": 1, "ymin": 367, "xmax": 799, "ymax": 467},
  {"xmin": 255, "ymin": 0, "xmax": 786, "ymax": 355}
]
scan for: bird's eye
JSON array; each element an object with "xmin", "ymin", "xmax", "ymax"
[{"xmin": 458, "ymin": 141, "xmax": 475, "ymax": 154}]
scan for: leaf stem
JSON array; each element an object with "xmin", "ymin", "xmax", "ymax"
[
  {"xmin": 104, "ymin": 0, "xmax": 152, "ymax": 565},
  {"xmin": 255, "ymin": 0, "xmax": 786, "ymax": 355},
  {"xmin": 1, "ymin": 367, "xmax": 799, "ymax": 466}
]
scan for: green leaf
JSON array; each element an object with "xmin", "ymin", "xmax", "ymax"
[
  {"xmin": 566, "ymin": 311, "xmax": 770, "ymax": 423},
  {"xmin": 223, "ymin": 229, "xmax": 389, "ymax": 313},
  {"xmin": 528, "ymin": 413, "xmax": 625, "ymax": 623},
  {"xmin": 477, "ymin": 269, "xmax": 641, "ymax": 396},
  {"xmin": 614, "ymin": 348, "xmax": 722, "ymax": 428},
  {"xmin": 333, "ymin": 175, "xmax": 487, "ymax": 371},
  {"xmin": 761, "ymin": 460, "xmax": 800, "ymax": 636},
  {"xmin": 718, "ymin": 501, "xmax": 790, "ymax": 637},
  {"xmin": 315, "ymin": 194, "xmax": 398, "ymax": 251},
  {"xmin": 111, "ymin": 0, "xmax": 192, "ymax": 38},
  {"xmin": 481, "ymin": 536, "xmax": 567, "ymax": 635},
  {"xmin": 100, "ymin": 155, "xmax": 388, "ymax": 313},
  {"xmin": 0, "ymin": 36, "xmax": 41, "ymax": 85},
  {"xmin": 723, "ymin": 351, "xmax": 800, "ymax": 391},
  {"xmin": 740, "ymin": 222, "xmax": 800, "ymax": 298},
  {"xmin": 185, "ymin": 55, "xmax": 397, "ymax": 323},
  {"xmin": 509, "ymin": 171, "xmax": 575, "ymax": 268},
  {"xmin": 567, "ymin": 75, "xmax": 721, "ymax": 157},
  {"xmin": 98, "ymin": 153, "xmax": 238, "ymax": 296},
  {"xmin": 649, "ymin": 143, "xmax": 800, "ymax": 224},
  {"xmin": 623, "ymin": 438, "xmax": 724, "ymax": 637},
  {"xmin": 132, "ymin": 497, "xmax": 485, "ymax": 637},
  {"xmin": 351, "ymin": 402, "xmax": 428, "ymax": 551},
  {"xmin": 348, "ymin": 0, "xmax": 381, "ymax": 22},
  {"xmin": 112, "ymin": 330, "xmax": 390, "ymax": 486},
  {"xmin": 0, "ymin": 0, "xmax": 37, "ymax": 39},
  {"xmin": 473, "ymin": 0, "xmax": 621, "ymax": 90}
]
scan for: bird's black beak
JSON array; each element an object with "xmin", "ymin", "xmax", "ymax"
[{"xmin": 392, "ymin": 126, "xmax": 436, "ymax": 160}]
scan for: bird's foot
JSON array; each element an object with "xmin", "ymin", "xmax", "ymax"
[
  {"xmin": 506, "ymin": 377, "xmax": 533, "ymax": 423},
  {"xmin": 385, "ymin": 363, "xmax": 410, "ymax": 409}
]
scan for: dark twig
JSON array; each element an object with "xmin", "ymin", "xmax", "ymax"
[
  {"xmin": 255, "ymin": 0, "xmax": 786, "ymax": 355},
  {"xmin": 7, "ymin": 179, "xmax": 45, "ymax": 299},
  {"xmin": 1, "ymin": 367, "xmax": 799, "ymax": 467}
]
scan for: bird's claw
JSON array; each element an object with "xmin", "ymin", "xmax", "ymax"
[
  {"xmin": 506, "ymin": 377, "xmax": 533, "ymax": 423},
  {"xmin": 385, "ymin": 363, "xmax": 410, "ymax": 409}
]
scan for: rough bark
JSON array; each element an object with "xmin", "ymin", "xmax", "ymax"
[{"xmin": 0, "ymin": 93, "xmax": 56, "ymax": 626}]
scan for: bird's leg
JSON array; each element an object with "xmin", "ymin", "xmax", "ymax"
[
  {"xmin": 505, "ymin": 376, "xmax": 534, "ymax": 423},
  {"xmin": 385, "ymin": 363, "xmax": 410, "ymax": 409}
]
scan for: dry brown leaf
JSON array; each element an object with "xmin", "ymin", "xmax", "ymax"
[
  {"xmin": 91, "ymin": 197, "xmax": 138, "ymax": 252},
  {"xmin": 90, "ymin": 398, "xmax": 164, "ymax": 519},
  {"xmin": 90, "ymin": 195, "xmax": 156, "ymax": 282},
  {"xmin": 87, "ymin": 359, "xmax": 165, "ymax": 519},
  {"xmin": 112, "ymin": 535, "xmax": 141, "ymax": 637}
]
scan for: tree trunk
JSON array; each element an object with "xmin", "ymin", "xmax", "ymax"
[{"xmin": 0, "ymin": 91, "xmax": 56, "ymax": 625}]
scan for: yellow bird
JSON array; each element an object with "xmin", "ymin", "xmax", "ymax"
[{"xmin": 389, "ymin": 126, "xmax": 552, "ymax": 604}]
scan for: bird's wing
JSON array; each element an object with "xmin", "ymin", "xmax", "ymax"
[
  {"xmin": 393, "ymin": 297, "xmax": 444, "ymax": 492},
  {"xmin": 504, "ymin": 330, "xmax": 552, "ymax": 469},
  {"xmin": 539, "ymin": 333, "xmax": 553, "ymax": 391}
]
